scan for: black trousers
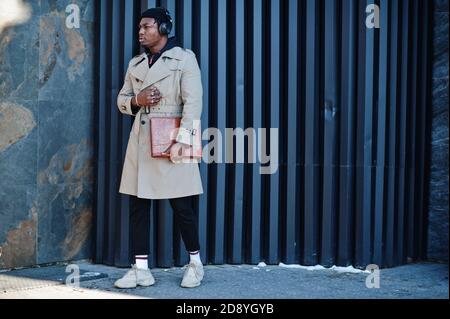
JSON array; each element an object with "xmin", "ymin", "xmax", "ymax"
[{"xmin": 129, "ymin": 195, "xmax": 200, "ymax": 256}]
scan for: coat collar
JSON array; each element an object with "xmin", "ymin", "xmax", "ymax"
[
  {"xmin": 161, "ymin": 46, "xmax": 184, "ymax": 60},
  {"xmin": 130, "ymin": 47, "xmax": 185, "ymax": 89}
]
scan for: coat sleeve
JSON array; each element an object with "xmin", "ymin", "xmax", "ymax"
[
  {"xmin": 117, "ymin": 62, "xmax": 137, "ymax": 116},
  {"xmin": 176, "ymin": 51, "xmax": 203, "ymax": 146}
]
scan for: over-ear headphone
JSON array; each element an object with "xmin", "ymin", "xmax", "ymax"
[{"xmin": 158, "ymin": 8, "xmax": 173, "ymax": 35}]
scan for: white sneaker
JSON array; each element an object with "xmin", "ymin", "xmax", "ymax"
[
  {"xmin": 114, "ymin": 264, "xmax": 155, "ymax": 289},
  {"xmin": 181, "ymin": 260, "xmax": 204, "ymax": 288}
]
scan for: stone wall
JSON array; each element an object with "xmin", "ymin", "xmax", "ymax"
[
  {"xmin": 0, "ymin": 0, "xmax": 95, "ymax": 269},
  {"xmin": 428, "ymin": 0, "xmax": 449, "ymax": 262}
]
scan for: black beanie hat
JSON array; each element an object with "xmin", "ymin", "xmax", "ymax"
[{"xmin": 140, "ymin": 7, "xmax": 172, "ymax": 25}]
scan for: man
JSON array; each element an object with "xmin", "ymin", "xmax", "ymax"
[{"xmin": 114, "ymin": 7, "xmax": 204, "ymax": 289}]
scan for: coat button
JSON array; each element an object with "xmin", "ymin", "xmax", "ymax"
[{"xmin": 141, "ymin": 120, "xmax": 146, "ymax": 125}]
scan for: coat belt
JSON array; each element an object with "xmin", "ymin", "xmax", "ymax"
[{"xmin": 134, "ymin": 104, "xmax": 183, "ymax": 135}]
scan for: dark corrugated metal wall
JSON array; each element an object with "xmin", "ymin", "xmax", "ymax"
[{"xmin": 94, "ymin": 0, "xmax": 432, "ymax": 268}]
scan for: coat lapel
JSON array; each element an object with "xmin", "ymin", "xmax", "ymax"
[
  {"xmin": 129, "ymin": 54, "xmax": 148, "ymax": 82},
  {"xmin": 141, "ymin": 56, "xmax": 171, "ymax": 89},
  {"xmin": 129, "ymin": 53, "xmax": 171, "ymax": 90},
  {"xmin": 132, "ymin": 48, "xmax": 184, "ymax": 90}
]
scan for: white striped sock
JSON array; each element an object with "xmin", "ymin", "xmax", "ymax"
[
  {"xmin": 135, "ymin": 255, "xmax": 148, "ymax": 269},
  {"xmin": 189, "ymin": 251, "xmax": 201, "ymax": 264}
]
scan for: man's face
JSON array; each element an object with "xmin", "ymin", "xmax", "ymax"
[{"xmin": 138, "ymin": 17, "xmax": 162, "ymax": 48}]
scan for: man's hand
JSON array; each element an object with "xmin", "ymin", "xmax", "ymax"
[
  {"xmin": 135, "ymin": 85, "xmax": 162, "ymax": 107},
  {"xmin": 169, "ymin": 142, "xmax": 190, "ymax": 163}
]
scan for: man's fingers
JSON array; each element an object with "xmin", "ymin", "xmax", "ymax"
[
  {"xmin": 146, "ymin": 92, "xmax": 161, "ymax": 99},
  {"xmin": 142, "ymin": 86, "xmax": 162, "ymax": 104},
  {"xmin": 145, "ymin": 86, "xmax": 160, "ymax": 94},
  {"xmin": 148, "ymin": 94, "xmax": 161, "ymax": 100},
  {"xmin": 170, "ymin": 144, "xmax": 182, "ymax": 161},
  {"xmin": 145, "ymin": 98, "xmax": 162, "ymax": 106},
  {"xmin": 141, "ymin": 88, "xmax": 162, "ymax": 106}
]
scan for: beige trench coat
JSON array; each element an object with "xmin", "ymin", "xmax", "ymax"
[{"xmin": 117, "ymin": 46, "xmax": 203, "ymax": 199}]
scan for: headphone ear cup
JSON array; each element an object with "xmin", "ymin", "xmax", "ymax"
[
  {"xmin": 159, "ymin": 23, "xmax": 165, "ymax": 35},
  {"xmin": 159, "ymin": 22, "xmax": 172, "ymax": 35},
  {"xmin": 157, "ymin": 9, "xmax": 173, "ymax": 35}
]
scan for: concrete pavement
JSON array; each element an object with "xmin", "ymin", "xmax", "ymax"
[{"xmin": 0, "ymin": 261, "xmax": 448, "ymax": 299}]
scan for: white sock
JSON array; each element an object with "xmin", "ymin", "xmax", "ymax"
[
  {"xmin": 189, "ymin": 251, "xmax": 201, "ymax": 264},
  {"xmin": 135, "ymin": 255, "xmax": 148, "ymax": 269}
]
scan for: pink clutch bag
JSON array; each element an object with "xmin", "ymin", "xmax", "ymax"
[{"xmin": 149, "ymin": 117, "xmax": 202, "ymax": 159}]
